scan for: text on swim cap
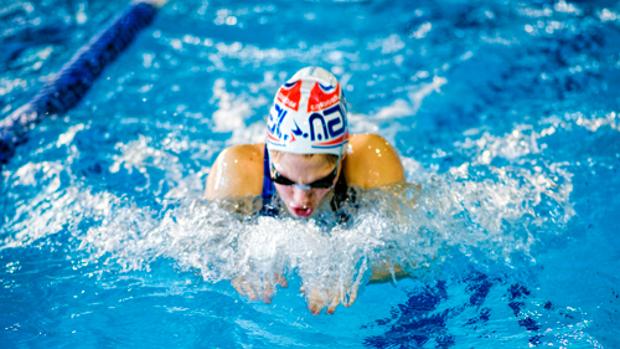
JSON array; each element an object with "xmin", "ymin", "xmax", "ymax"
[
  {"xmin": 276, "ymin": 80, "xmax": 302, "ymax": 111},
  {"xmin": 307, "ymin": 83, "xmax": 341, "ymax": 113},
  {"xmin": 308, "ymin": 104, "xmax": 347, "ymax": 142}
]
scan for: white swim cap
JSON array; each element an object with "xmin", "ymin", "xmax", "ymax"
[{"xmin": 266, "ymin": 66, "xmax": 349, "ymax": 157}]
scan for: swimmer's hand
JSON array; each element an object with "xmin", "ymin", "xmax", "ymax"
[
  {"xmin": 301, "ymin": 261, "xmax": 408, "ymax": 314},
  {"xmin": 301, "ymin": 281, "xmax": 360, "ymax": 315},
  {"xmin": 231, "ymin": 273, "xmax": 287, "ymax": 303},
  {"xmin": 307, "ymin": 287, "xmax": 358, "ymax": 315}
]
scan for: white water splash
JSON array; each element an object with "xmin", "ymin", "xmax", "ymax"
[
  {"xmin": 211, "ymin": 78, "xmax": 253, "ymax": 132},
  {"xmin": 73, "ymin": 137, "xmax": 573, "ymax": 304},
  {"xmin": 569, "ymin": 111, "xmax": 619, "ymax": 133},
  {"xmin": 458, "ymin": 124, "xmax": 543, "ymax": 165},
  {"xmin": 367, "ymin": 75, "xmax": 447, "ymax": 121},
  {"xmin": 109, "ymin": 135, "xmax": 185, "ymax": 194},
  {"xmin": 2, "ymin": 182, "xmax": 120, "ymax": 250},
  {"xmin": 368, "ymin": 34, "xmax": 406, "ymax": 54},
  {"xmin": 1, "ymin": 112, "xmax": 580, "ymax": 307}
]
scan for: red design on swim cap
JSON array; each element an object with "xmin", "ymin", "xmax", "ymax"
[
  {"xmin": 307, "ymin": 83, "xmax": 340, "ymax": 113},
  {"xmin": 276, "ymin": 80, "xmax": 302, "ymax": 111}
]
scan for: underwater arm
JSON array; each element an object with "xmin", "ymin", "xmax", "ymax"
[
  {"xmin": 369, "ymin": 263, "xmax": 409, "ymax": 283},
  {"xmin": 346, "ymin": 134, "xmax": 412, "ymax": 282},
  {"xmin": 205, "ymin": 144, "xmax": 289, "ymax": 301}
]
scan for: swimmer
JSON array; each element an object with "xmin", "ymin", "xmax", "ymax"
[{"xmin": 205, "ymin": 67, "xmax": 408, "ymax": 314}]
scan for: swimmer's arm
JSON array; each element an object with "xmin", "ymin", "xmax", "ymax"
[
  {"xmin": 205, "ymin": 144, "xmax": 264, "ymax": 213},
  {"xmin": 369, "ymin": 263, "xmax": 408, "ymax": 283},
  {"xmin": 344, "ymin": 134, "xmax": 405, "ymax": 189},
  {"xmin": 345, "ymin": 135, "xmax": 412, "ymax": 282}
]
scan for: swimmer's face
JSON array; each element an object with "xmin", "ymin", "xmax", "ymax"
[{"xmin": 271, "ymin": 153, "xmax": 340, "ymax": 218}]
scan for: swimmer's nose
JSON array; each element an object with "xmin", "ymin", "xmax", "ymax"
[{"xmin": 292, "ymin": 187, "xmax": 313, "ymax": 207}]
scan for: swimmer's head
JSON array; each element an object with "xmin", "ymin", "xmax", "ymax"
[
  {"xmin": 266, "ymin": 67, "xmax": 349, "ymax": 218},
  {"xmin": 266, "ymin": 66, "xmax": 349, "ymax": 158}
]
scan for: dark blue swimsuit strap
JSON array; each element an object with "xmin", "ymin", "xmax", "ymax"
[
  {"xmin": 260, "ymin": 145, "xmax": 279, "ymax": 216},
  {"xmin": 331, "ymin": 169, "xmax": 355, "ymax": 224}
]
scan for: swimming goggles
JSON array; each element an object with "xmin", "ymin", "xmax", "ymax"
[{"xmin": 270, "ymin": 164, "xmax": 338, "ymax": 190}]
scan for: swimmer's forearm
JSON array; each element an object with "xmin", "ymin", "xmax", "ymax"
[
  {"xmin": 211, "ymin": 197, "xmax": 261, "ymax": 216},
  {"xmin": 369, "ymin": 263, "xmax": 408, "ymax": 283}
]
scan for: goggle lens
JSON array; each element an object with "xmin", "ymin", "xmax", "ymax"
[{"xmin": 271, "ymin": 166, "xmax": 338, "ymax": 189}]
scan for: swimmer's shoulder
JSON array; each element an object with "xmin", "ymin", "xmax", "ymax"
[
  {"xmin": 344, "ymin": 133, "xmax": 405, "ymax": 189},
  {"xmin": 205, "ymin": 143, "xmax": 264, "ymax": 200}
]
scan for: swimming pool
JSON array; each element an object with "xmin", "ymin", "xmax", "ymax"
[{"xmin": 1, "ymin": 0, "xmax": 619, "ymax": 347}]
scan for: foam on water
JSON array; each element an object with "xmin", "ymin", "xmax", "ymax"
[{"xmin": 1, "ymin": 112, "xmax": 575, "ymax": 308}]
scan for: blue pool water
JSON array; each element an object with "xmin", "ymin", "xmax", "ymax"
[{"xmin": 1, "ymin": 0, "xmax": 619, "ymax": 347}]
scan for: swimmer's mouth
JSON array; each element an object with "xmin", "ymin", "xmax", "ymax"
[{"xmin": 291, "ymin": 206, "xmax": 313, "ymax": 218}]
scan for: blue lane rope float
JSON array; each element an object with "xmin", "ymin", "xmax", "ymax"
[{"xmin": 0, "ymin": 0, "xmax": 166, "ymax": 166}]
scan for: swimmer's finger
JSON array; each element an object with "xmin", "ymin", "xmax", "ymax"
[
  {"xmin": 307, "ymin": 290, "xmax": 326, "ymax": 315},
  {"xmin": 262, "ymin": 281, "xmax": 274, "ymax": 303},
  {"xmin": 231, "ymin": 277, "xmax": 244, "ymax": 294},
  {"xmin": 232, "ymin": 278, "xmax": 257, "ymax": 301},
  {"xmin": 275, "ymin": 273, "xmax": 288, "ymax": 288},
  {"xmin": 327, "ymin": 293, "xmax": 340, "ymax": 315},
  {"xmin": 309, "ymin": 300, "xmax": 324, "ymax": 315},
  {"xmin": 242, "ymin": 283, "xmax": 258, "ymax": 301}
]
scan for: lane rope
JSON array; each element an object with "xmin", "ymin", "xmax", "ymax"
[{"xmin": 0, "ymin": 1, "xmax": 164, "ymax": 165}]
